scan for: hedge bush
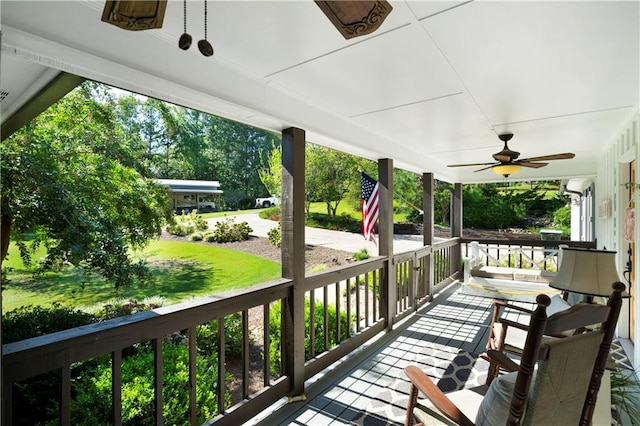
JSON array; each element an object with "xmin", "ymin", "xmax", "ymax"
[
  {"xmin": 205, "ymin": 218, "xmax": 252, "ymax": 243},
  {"xmin": 267, "ymin": 224, "xmax": 281, "ymax": 247},
  {"xmin": 3, "ymin": 304, "xmax": 243, "ymax": 425},
  {"xmin": 267, "ymin": 299, "xmax": 352, "ymax": 376},
  {"xmin": 2, "ymin": 303, "xmax": 95, "ymax": 344},
  {"xmin": 71, "ymin": 344, "xmax": 230, "ymax": 425},
  {"xmin": 166, "ymin": 210, "xmax": 208, "ymax": 236}
]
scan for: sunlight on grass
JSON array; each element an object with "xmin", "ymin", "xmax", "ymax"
[
  {"xmin": 197, "ymin": 208, "xmax": 257, "ymax": 219},
  {"xmin": 307, "ymin": 201, "xmax": 408, "ymax": 222},
  {"xmin": 2, "ymin": 239, "xmax": 280, "ymax": 312}
]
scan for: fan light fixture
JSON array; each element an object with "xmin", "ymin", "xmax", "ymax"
[{"xmin": 492, "ymin": 164, "xmax": 521, "ymax": 177}]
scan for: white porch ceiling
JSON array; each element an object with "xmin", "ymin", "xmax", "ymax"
[{"xmin": 1, "ymin": 1, "xmax": 638, "ymax": 184}]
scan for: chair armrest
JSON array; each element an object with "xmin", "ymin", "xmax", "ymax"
[
  {"xmin": 404, "ymin": 365, "xmax": 475, "ymax": 426},
  {"xmin": 484, "ymin": 350, "xmax": 519, "ymax": 373},
  {"xmin": 493, "ymin": 299, "xmax": 535, "ymax": 314}
]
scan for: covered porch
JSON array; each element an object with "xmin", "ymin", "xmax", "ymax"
[
  {"xmin": 3, "ymin": 232, "xmax": 602, "ymax": 425},
  {"xmin": 1, "ymin": 1, "xmax": 639, "ymax": 424}
]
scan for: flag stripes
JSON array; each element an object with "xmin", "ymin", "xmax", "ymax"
[{"xmin": 360, "ymin": 172, "xmax": 379, "ymax": 244}]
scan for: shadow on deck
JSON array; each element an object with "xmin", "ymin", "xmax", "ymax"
[{"xmin": 250, "ymin": 284, "xmax": 495, "ymax": 426}]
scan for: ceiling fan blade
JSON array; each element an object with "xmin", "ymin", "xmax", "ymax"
[
  {"xmin": 518, "ymin": 161, "xmax": 548, "ymax": 169},
  {"xmin": 474, "ymin": 165, "xmax": 496, "ymax": 172},
  {"xmin": 448, "ymin": 162, "xmax": 497, "ymax": 168},
  {"xmin": 517, "ymin": 153, "xmax": 575, "ymax": 162}
]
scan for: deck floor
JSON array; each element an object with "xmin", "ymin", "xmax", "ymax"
[
  {"xmin": 248, "ymin": 283, "xmax": 633, "ymax": 426},
  {"xmin": 250, "ymin": 284, "xmax": 499, "ymax": 426}
]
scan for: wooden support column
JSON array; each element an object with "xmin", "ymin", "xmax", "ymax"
[
  {"xmin": 378, "ymin": 159, "xmax": 395, "ymax": 330},
  {"xmin": 451, "ymin": 183, "xmax": 462, "ymax": 238},
  {"xmin": 421, "ymin": 173, "xmax": 435, "ymax": 299},
  {"xmin": 281, "ymin": 127, "xmax": 306, "ymax": 397},
  {"xmin": 451, "ymin": 182, "xmax": 463, "ymax": 277}
]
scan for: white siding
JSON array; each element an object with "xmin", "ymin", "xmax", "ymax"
[{"xmin": 597, "ymin": 106, "xmax": 639, "ymax": 366}]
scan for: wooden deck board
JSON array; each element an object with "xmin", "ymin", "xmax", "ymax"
[{"xmin": 249, "ymin": 283, "xmax": 500, "ymax": 426}]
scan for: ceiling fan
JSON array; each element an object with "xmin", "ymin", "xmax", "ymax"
[{"xmin": 447, "ymin": 132, "xmax": 575, "ymax": 177}]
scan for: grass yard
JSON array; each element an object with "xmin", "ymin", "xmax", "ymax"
[
  {"xmin": 307, "ymin": 201, "xmax": 409, "ymax": 222},
  {"xmin": 198, "ymin": 208, "xmax": 256, "ymax": 219},
  {"xmin": 2, "ymin": 239, "xmax": 280, "ymax": 312}
]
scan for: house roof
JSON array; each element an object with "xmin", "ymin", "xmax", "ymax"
[
  {"xmin": 157, "ymin": 179, "xmax": 223, "ymax": 194},
  {"xmin": 1, "ymin": 1, "xmax": 638, "ymax": 184}
]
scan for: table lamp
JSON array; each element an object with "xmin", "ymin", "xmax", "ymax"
[{"xmin": 550, "ymin": 248, "xmax": 629, "ymax": 299}]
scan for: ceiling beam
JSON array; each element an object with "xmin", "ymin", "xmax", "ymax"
[{"xmin": 1, "ymin": 72, "xmax": 85, "ymax": 142}]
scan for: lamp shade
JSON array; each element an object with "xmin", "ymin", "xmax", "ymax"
[
  {"xmin": 550, "ymin": 248, "xmax": 627, "ymax": 297},
  {"xmin": 492, "ymin": 164, "xmax": 521, "ymax": 177}
]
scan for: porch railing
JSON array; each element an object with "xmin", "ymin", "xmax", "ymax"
[
  {"xmin": 460, "ymin": 238, "xmax": 596, "ymax": 272},
  {"xmin": 2, "ymin": 237, "xmax": 593, "ymax": 425}
]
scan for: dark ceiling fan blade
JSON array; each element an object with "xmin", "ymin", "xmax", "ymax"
[
  {"xmin": 518, "ymin": 161, "xmax": 548, "ymax": 169},
  {"xmin": 493, "ymin": 153, "xmax": 515, "ymax": 163},
  {"xmin": 473, "ymin": 165, "xmax": 496, "ymax": 173},
  {"xmin": 517, "ymin": 152, "xmax": 575, "ymax": 162},
  {"xmin": 448, "ymin": 161, "xmax": 497, "ymax": 168}
]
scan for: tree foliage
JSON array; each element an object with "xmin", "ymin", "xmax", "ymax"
[
  {"xmin": 258, "ymin": 142, "xmax": 282, "ymax": 197},
  {"xmin": 306, "ymin": 144, "xmax": 362, "ymax": 215},
  {"xmin": 0, "ymin": 83, "xmax": 173, "ymax": 287}
]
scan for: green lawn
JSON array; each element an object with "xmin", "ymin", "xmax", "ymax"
[
  {"xmin": 2, "ymin": 239, "xmax": 280, "ymax": 312},
  {"xmin": 307, "ymin": 201, "xmax": 409, "ymax": 222},
  {"xmin": 198, "ymin": 208, "xmax": 257, "ymax": 219}
]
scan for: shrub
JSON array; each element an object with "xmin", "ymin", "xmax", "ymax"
[
  {"xmin": 2, "ymin": 304, "xmax": 98, "ymax": 424},
  {"xmin": 195, "ymin": 312, "xmax": 248, "ymax": 359},
  {"xmin": 353, "ymin": 248, "xmax": 370, "ymax": 261},
  {"xmin": 71, "ymin": 343, "xmax": 231, "ymax": 425},
  {"xmin": 259, "ymin": 206, "xmax": 280, "ymax": 220},
  {"xmin": 463, "ymin": 186, "xmax": 521, "ymax": 229},
  {"xmin": 267, "ymin": 224, "xmax": 281, "ymax": 247},
  {"xmin": 92, "ymin": 298, "xmax": 163, "ymax": 321},
  {"xmin": 553, "ymin": 205, "xmax": 571, "ymax": 228},
  {"xmin": 267, "ymin": 299, "xmax": 353, "ymax": 376},
  {"xmin": 189, "ymin": 232, "xmax": 204, "ymax": 241},
  {"xmin": 2, "ymin": 303, "xmax": 95, "ymax": 344},
  {"xmin": 207, "ymin": 218, "xmax": 252, "ymax": 243},
  {"xmin": 166, "ymin": 210, "xmax": 208, "ymax": 236},
  {"xmin": 305, "ymin": 212, "xmax": 360, "ymax": 232}
]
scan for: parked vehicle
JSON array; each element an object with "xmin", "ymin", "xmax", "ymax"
[
  {"xmin": 255, "ymin": 195, "xmax": 280, "ymax": 208},
  {"xmin": 175, "ymin": 197, "xmax": 216, "ymax": 213}
]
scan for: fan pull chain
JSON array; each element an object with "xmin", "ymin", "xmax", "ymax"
[
  {"xmin": 197, "ymin": 0, "xmax": 214, "ymax": 56},
  {"xmin": 178, "ymin": 0, "xmax": 192, "ymax": 50}
]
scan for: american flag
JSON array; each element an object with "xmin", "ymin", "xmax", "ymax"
[{"xmin": 361, "ymin": 172, "xmax": 379, "ymax": 244}]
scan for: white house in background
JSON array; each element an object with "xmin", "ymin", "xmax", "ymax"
[{"xmin": 156, "ymin": 179, "xmax": 223, "ymax": 213}]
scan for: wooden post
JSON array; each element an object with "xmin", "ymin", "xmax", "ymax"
[
  {"xmin": 451, "ymin": 183, "xmax": 462, "ymax": 238},
  {"xmin": 451, "ymin": 183, "xmax": 463, "ymax": 277},
  {"xmin": 422, "ymin": 173, "xmax": 435, "ymax": 299},
  {"xmin": 378, "ymin": 159, "xmax": 395, "ymax": 330},
  {"xmin": 281, "ymin": 127, "xmax": 306, "ymax": 397}
]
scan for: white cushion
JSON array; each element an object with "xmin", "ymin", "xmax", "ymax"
[
  {"xmin": 475, "ymin": 372, "xmax": 517, "ymax": 426},
  {"xmin": 547, "ymin": 293, "xmax": 571, "ymax": 315}
]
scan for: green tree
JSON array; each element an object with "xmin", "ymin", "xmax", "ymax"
[
  {"xmin": 258, "ymin": 142, "xmax": 282, "ymax": 197},
  {"xmin": 206, "ymin": 116, "xmax": 278, "ymax": 209},
  {"xmin": 0, "ymin": 82, "xmax": 174, "ymax": 287},
  {"xmin": 394, "ymin": 170, "xmax": 423, "ymax": 221},
  {"xmin": 306, "ymin": 145, "xmax": 360, "ymax": 215},
  {"xmin": 434, "ymin": 180, "xmax": 453, "ymax": 225}
]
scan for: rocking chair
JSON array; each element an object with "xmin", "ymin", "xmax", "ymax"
[{"xmin": 404, "ymin": 282, "xmax": 625, "ymax": 426}]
